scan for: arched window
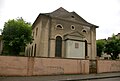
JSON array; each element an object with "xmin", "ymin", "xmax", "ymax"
[
  {"xmin": 34, "ymin": 44, "xmax": 36, "ymax": 57},
  {"xmin": 31, "ymin": 45, "xmax": 33, "ymax": 56},
  {"xmin": 85, "ymin": 40, "xmax": 87, "ymax": 57},
  {"xmin": 55, "ymin": 36, "xmax": 62, "ymax": 57},
  {"xmin": 83, "ymin": 30, "xmax": 86, "ymax": 33},
  {"xmin": 82, "ymin": 29, "xmax": 87, "ymax": 33},
  {"xmin": 56, "ymin": 24, "xmax": 63, "ymax": 29}
]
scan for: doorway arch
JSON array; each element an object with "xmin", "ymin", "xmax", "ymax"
[{"xmin": 55, "ymin": 36, "xmax": 62, "ymax": 57}]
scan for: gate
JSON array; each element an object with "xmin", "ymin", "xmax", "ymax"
[{"xmin": 89, "ymin": 60, "xmax": 97, "ymax": 74}]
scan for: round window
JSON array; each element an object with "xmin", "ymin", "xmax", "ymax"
[{"xmin": 71, "ymin": 25, "xmax": 75, "ymax": 30}]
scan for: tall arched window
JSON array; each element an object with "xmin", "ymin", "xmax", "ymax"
[
  {"xmin": 34, "ymin": 44, "xmax": 36, "ymax": 57},
  {"xmin": 85, "ymin": 40, "xmax": 87, "ymax": 57},
  {"xmin": 31, "ymin": 45, "xmax": 33, "ymax": 56},
  {"xmin": 55, "ymin": 36, "xmax": 62, "ymax": 57}
]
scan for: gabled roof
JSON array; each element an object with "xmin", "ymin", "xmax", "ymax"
[
  {"xmin": 32, "ymin": 7, "xmax": 98, "ymax": 28},
  {"xmin": 45, "ymin": 7, "xmax": 98, "ymax": 28},
  {"xmin": 45, "ymin": 7, "xmax": 70, "ymax": 17}
]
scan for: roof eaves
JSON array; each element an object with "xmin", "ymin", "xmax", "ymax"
[
  {"xmin": 32, "ymin": 13, "xmax": 51, "ymax": 29},
  {"xmin": 70, "ymin": 12, "xmax": 99, "ymax": 28}
]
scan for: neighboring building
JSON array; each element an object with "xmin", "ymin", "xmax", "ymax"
[
  {"xmin": 108, "ymin": 33, "xmax": 120, "ymax": 40},
  {"xmin": 25, "ymin": 7, "xmax": 98, "ymax": 59},
  {"xmin": 100, "ymin": 53, "xmax": 111, "ymax": 60},
  {"xmin": 116, "ymin": 33, "xmax": 120, "ymax": 38}
]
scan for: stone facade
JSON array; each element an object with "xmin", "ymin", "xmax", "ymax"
[
  {"xmin": 25, "ymin": 7, "xmax": 98, "ymax": 59},
  {"xmin": 0, "ymin": 35, "xmax": 3, "ymax": 54}
]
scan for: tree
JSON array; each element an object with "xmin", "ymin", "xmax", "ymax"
[
  {"xmin": 2, "ymin": 17, "xmax": 32, "ymax": 55},
  {"xmin": 96, "ymin": 39, "xmax": 106, "ymax": 57},
  {"xmin": 104, "ymin": 34, "xmax": 120, "ymax": 60}
]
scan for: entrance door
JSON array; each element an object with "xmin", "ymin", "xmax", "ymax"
[{"xmin": 55, "ymin": 36, "xmax": 62, "ymax": 57}]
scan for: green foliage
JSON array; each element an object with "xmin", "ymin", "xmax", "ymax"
[
  {"xmin": 96, "ymin": 39, "xmax": 106, "ymax": 57},
  {"xmin": 104, "ymin": 34, "xmax": 120, "ymax": 60},
  {"xmin": 2, "ymin": 17, "xmax": 32, "ymax": 55}
]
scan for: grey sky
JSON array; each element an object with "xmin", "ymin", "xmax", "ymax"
[{"xmin": 0, "ymin": 0, "xmax": 120, "ymax": 39}]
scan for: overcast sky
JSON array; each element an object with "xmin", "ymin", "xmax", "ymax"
[{"xmin": 0, "ymin": 0, "xmax": 120, "ymax": 39}]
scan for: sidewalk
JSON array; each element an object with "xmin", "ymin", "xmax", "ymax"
[{"xmin": 0, "ymin": 72, "xmax": 120, "ymax": 81}]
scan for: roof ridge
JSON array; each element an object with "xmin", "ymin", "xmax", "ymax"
[{"xmin": 50, "ymin": 7, "xmax": 69, "ymax": 14}]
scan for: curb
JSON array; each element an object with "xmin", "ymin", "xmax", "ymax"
[
  {"xmin": 0, "ymin": 73, "xmax": 120, "ymax": 81},
  {"xmin": 61, "ymin": 75, "xmax": 120, "ymax": 81}
]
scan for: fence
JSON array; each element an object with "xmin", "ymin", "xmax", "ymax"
[
  {"xmin": 0, "ymin": 56, "xmax": 89, "ymax": 76},
  {"xmin": 0, "ymin": 56, "xmax": 120, "ymax": 76},
  {"xmin": 97, "ymin": 60, "xmax": 120, "ymax": 73}
]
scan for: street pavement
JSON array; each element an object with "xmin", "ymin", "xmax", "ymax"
[
  {"xmin": 82, "ymin": 77, "xmax": 120, "ymax": 81},
  {"xmin": 0, "ymin": 72, "xmax": 120, "ymax": 81}
]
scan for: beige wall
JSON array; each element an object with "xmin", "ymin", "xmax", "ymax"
[
  {"xmin": 33, "ymin": 58, "xmax": 89, "ymax": 75},
  {"xmin": 0, "ymin": 56, "xmax": 89, "ymax": 76},
  {"xmin": 1, "ymin": 56, "xmax": 120, "ymax": 76},
  {"xmin": 97, "ymin": 60, "xmax": 120, "ymax": 73},
  {"xmin": 26, "ymin": 15, "xmax": 51, "ymax": 57},
  {"xmin": 0, "ymin": 56, "xmax": 28, "ymax": 76}
]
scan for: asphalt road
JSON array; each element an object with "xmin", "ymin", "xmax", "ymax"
[
  {"xmin": 0, "ymin": 77, "xmax": 120, "ymax": 81},
  {"xmin": 0, "ymin": 73, "xmax": 120, "ymax": 81}
]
